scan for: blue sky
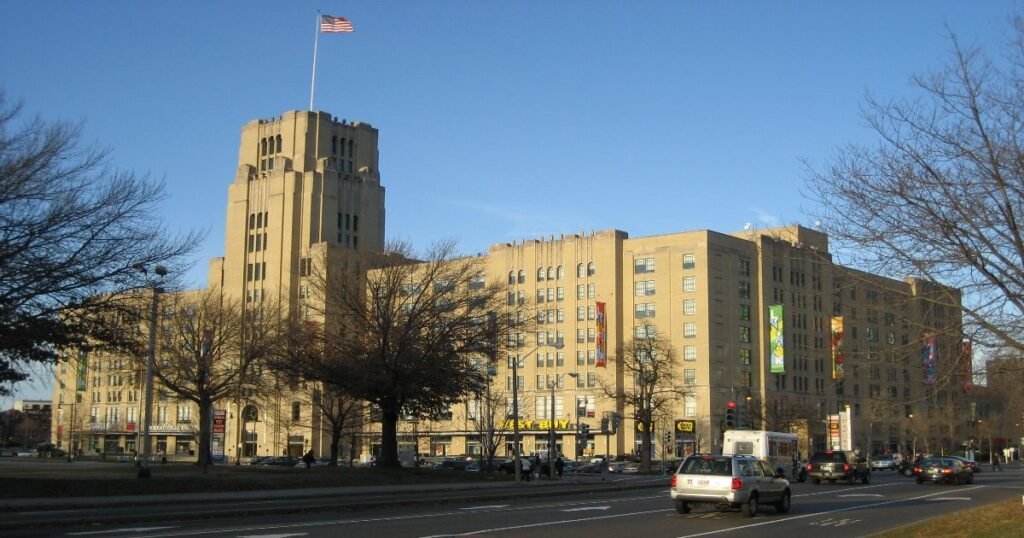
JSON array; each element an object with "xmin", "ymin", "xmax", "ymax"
[{"xmin": 1, "ymin": 1, "xmax": 1020, "ymax": 402}]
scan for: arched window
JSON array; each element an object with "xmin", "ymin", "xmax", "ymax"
[
  {"xmin": 260, "ymin": 138, "xmax": 267, "ymax": 156},
  {"xmin": 508, "ymin": 271, "xmax": 515, "ymax": 285},
  {"xmin": 291, "ymin": 401, "xmax": 301, "ymax": 421},
  {"xmin": 340, "ymin": 138, "xmax": 346, "ymax": 157},
  {"xmin": 537, "ymin": 267, "xmax": 545, "ymax": 281},
  {"xmin": 268, "ymin": 136, "xmax": 275, "ymax": 154},
  {"xmin": 242, "ymin": 405, "xmax": 259, "ymax": 422},
  {"xmin": 517, "ymin": 270, "xmax": 526, "ymax": 284},
  {"xmin": 588, "ymin": 262, "xmax": 596, "ymax": 276},
  {"xmin": 348, "ymin": 139, "xmax": 354, "ymax": 158},
  {"xmin": 547, "ymin": 266, "xmax": 554, "ymax": 280},
  {"xmin": 556, "ymin": 265, "xmax": 564, "ymax": 279},
  {"xmin": 577, "ymin": 263, "xmax": 585, "ymax": 278},
  {"xmin": 275, "ymin": 135, "xmax": 282, "ymax": 153}
]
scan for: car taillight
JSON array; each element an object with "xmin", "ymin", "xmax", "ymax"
[
  {"xmin": 671, "ymin": 475, "xmax": 677, "ymax": 488},
  {"xmin": 913, "ymin": 467, "xmax": 921, "ymax": 473},
  {"xmin": 942, "ymin": 469, "xmax": 953, "ymax": 474},
  {"xmin": 843, "ymin": 464, "xmax": 851, "ymax": 472},
  {"xmin": 806, "ymin": 463, "xmax": 813, "ymax": 471},
  {"xmin": 732, "ymin": 477, "xmax": 743, "ymax": 490}
]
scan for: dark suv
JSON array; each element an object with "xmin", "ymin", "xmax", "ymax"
[{"xmin": 807, "ymin": 450, "xmax": 870, "ymax": 485}]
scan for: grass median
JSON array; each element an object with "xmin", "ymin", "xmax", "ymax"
[
  {"xmin": 0, "ymin": 459, "xmax": 512, "ymax": 499},
  {"xmin": 875, "ymin": 497, "xmax": 1022, "ymax": 538}
]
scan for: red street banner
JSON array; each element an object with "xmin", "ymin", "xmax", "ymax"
[
  {"xmin": 213, "ymin": 410, "xmax": 226, "ymax": 434},
  {"xmin": 596, "ymin": 301, "xmax": 607, "ymax": 367}
]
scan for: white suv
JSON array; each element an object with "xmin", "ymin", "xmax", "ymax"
[{"xmin": 670, "ymin": 454, "xmax": 791, "ymax": 517}]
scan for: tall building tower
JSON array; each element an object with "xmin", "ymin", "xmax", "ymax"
[{"xmin": 209, "ymin": 110, "xmax": 386, "ymax": 308}]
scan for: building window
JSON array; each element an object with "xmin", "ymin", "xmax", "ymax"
[
  {"xmin": 683, "ymin": 322, "xmax": 697, "ymax": 338},
  {"xmin": 738, "ymin": 258, "xmax": 750, "ymax": 276},
  {"xmin": 684, "ymin": 394, "xmax": 697, "ymax": 417},
  {"xmin": 517, "ymin": 270, "xmax": 526, "ymax": 284},
  {"xmin": 683, "ymin": 254, "xmax": 696, "ymax": 269},
  {"xmin": 587, "ymin": 283, "xmax": 596, "ymax": 299},
  {"xmin": 577, "ymin": 350, "xmax": 585, "ymax": 365},
  {"xmin": 577, "ymin": 263, "xmax": 585, "ymax": 278},
  {"xmin": 469, "ymin": 275, "xmax": 486, "ymax": 291},
  {"xmin": 635, "ymin": 303, "xmax": 655, "ymax": 318},
  {"xmin": 587, "ymin": 327, "xmax": 596, "ymax": 342},
  {"xmin": 684, "ymin": 369, "xmax": 697, "ymax": 386},
  {"xmin": 738, "ymin": 280, "xmax": 750, "ymax": 299},
  {"xmin": 634, "ymin": 257, "xmax": 655, "ymax": 273},
  {"xmin": 739, "ymin": 304, "xmax": 750, "ymax": 321},
  {"xmin": 537, "ymin": 267, "xmax": 545, "ymax": 281},
  {"xmin": 508, "ymin": 271, "xmax": 515, "ymax": 285},
  {"xmin": 740, "ymin": 348, "xmax": 751, "ymax": 365},
  {"xmin": 635, "ymin": 280, "xmax": 656, "ymax": 296},
  {"xmin": 299, "ymin": 257, "xmax": 312, "ymax": 277},
  {"xmin": 683, "ymin": 346, "xmax": 697, "ymax": 361},
  {"xmin": 588, "ymin": 350, "xmax": 596, "ymax": 365},
  {"xmin": 683, "ymin": 299, "xmax": 696, "ymax": 315},
  {"xmin": 587, "ymin": 262, "xmax": 596, "ymax": 276},
  {"xmin": 291, "ymin": 402, "xmax": 301, "ymax": 421},
  {"xmin": 577, "ymin": 285, "xmax": 585, "ymax": 299},
  {"xmin": 739, "ymin": 326, "xmax": 751, "ymax": 343},
  {"xmin": 634, "ymin": 324, "xmax": 656, "ymax": 339},
  {"xmin": 588, "ymin": 305, "xmax": 595, "ymax": 319},
  {"xmin": 556, "ymin": 265, "xmax": 564, "ymax": 279},
  {"xmin": 177, "ymin": 405, "xmax": 191, "ymax": 423},
  {"xmin": 683, "ymin": 276, "xmax": 696, "ymax": 292},
  {"xmin": 577, "ymin": 307, "xmax": 585, "ymax": 321}
]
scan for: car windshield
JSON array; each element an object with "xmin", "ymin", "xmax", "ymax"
[
  {"xmin": 680, "ymin": 456, "xmax": 732, "ymax": 476},
  {"xmin": 923, "ymin": 458, "xmax": 955, "ymax": 467},
  {"xmin": 810, "ymin": 452, "xmax": 847, "ymax": 464}
]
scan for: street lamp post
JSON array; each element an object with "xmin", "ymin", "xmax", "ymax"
[
  {"xmin": 548, "ymin": 371, "xmax": 577, "ymax": 479},
  {"xmin": 136, "ymin": 264, "xmax": 167, "ymax": 479}
]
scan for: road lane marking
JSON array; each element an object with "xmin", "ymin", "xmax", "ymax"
[
  {"xmin": 67, "ymin": 527, "xmax": 177, "ymax": 536},
  {"xmin": 458, "ymin": 505, "xmax": 508, "ymax": 510},
  {"xmin": 928, "ymin": 497, "xmax": 972, "ymax": 501},
  {"xmin": 837, "ymin": 494, "xmax": 883, "ymax": 497},
  {"xmin": 561, "ymin": 506, "xmax": 610, "ymax": 512},
  {"xmin": 673, "ymin": 487, "xmax": 983, "ymax": 537}
]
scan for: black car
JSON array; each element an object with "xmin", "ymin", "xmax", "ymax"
[
  {"xmin": 806, "ymin": 450, "xmax": 870, "ymax": 485},
  {"xmin": 259, "ymin": 456, "xmax": 300, "ymax": 466},
  {"xmin": 914, "ymin": 457, "xmax": 974, "ymax": 485},
  {"xmin": 432, "ymin": 459, "xmax": 471, "ymax": 470}
]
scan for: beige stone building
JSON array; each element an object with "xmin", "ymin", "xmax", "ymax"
[{"xmin": 51, "ymin": 110, "xmax": 969, "ymax": 463}]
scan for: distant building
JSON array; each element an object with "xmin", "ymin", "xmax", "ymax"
[
  {"xmin": 3, "ymin": 400, "xmax": 51, "ymax": 449},
  {"xmin": 51, "ymin": 109, "xmax": 971, "ymax": 463}
]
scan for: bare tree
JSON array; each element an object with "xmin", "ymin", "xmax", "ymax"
[
  {"xmin": 607, "ymin": 329, "xmax": 685, "ymax": 472},
  {"xmin": 804, "ymin": 16, "xmax": 1024, "ymax": 354},
  {"xmin": 266, "ymin": 318, "xmax": 365, "ymax": 466},
  {"xmin": 466, "ymin": 371, "xmax": 519, "ymax": 472},
  {"xmin": 149, "ymin": 290, "xmax": 280, "ymax": 468},
  {"xmin": 0, "ymin": 93, "xmax": 201, "ymax": 393},
  {"xmin": 317, "ymin": 240, "xmax": 515, "ymax": 468}
]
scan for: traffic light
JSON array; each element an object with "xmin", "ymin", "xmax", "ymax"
[
  {"xmin": 600, "ymin": 417, "xmax": 609, "ymax": 434},
  {"xmin": 577, "ymin": 423, "xmax": 590, "ymax": 456},
  {"xmin": 737, "ymin": 402, "xmax": 748, "ymax": 429},
  {"xmin": 724, "ymin": 401, "xmax": 736, "ymax": 430},
  {"xmin": 663, "ymin": 431, "xmax": 671, "ymax": 444},
  {"xmin": 610, "ymin": 412, "xmax": 621, "ymax": 434}
]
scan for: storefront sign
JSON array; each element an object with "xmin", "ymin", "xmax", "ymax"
[
  {"xmin": 501, "ymin": 419, "xmax": 573, "ymax": 431},
  {"xmin": 674, "ymin": 419, "xmax": 695, "ymax": 434}
]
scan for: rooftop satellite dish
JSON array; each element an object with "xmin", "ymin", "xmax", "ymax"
[
  {"xmin": 743, "ymin": 223, "xmax": 752, "ymax": 231},
  {"xmin": 814, "ymin": 220, "xmax": 822, "ymax": 228}
]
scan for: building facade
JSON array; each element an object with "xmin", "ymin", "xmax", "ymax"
[{"xmin": 51, "ymin": 110, "xmax": 970, "ymax": 463}]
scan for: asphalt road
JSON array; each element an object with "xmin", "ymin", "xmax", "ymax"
[{"xmin": 10, "ymin": 466, "xmax": 1024, "ymax": 538}]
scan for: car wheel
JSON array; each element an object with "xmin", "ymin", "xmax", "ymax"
[
  {"xmin": 812, "ymin": 478, "xmax": 821, "ymax": 485},
  {"xmin": 741, "ymin": 493, "xmax": 758, "ymax": 518},
  {"xmin": 774, "ymin": 490, "xmax": 791, "ymax": 514},
  {"xmin": 904, "ymin": 468, "xmax": 914, "ymax": 477},
  {"xmin": 952, "ymin": 475, "xmax": 960, "ymax": 485},
  {"xmin": 675, "ymin": 500, "xmax": 691, "ymax": 514},
  {"xmin": 862, "ymin": 471, "xmax": 870, "ymax": 485}
]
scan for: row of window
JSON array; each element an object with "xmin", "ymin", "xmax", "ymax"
[
  {"xmin": 247, "ymin": 233, "xmax": 268, "ymax": 253},
  {"xmin": 246, "ymin": 262, "xmax": 267, "ymax": 282},
  {"xmin": 247, "ymin": 211, "xmax": 270, "ymax": 230},
  {"xmin": 633, "ymin": 253, "xmax": 698, "ymax": 274},
  {"xmin": 508, "ymin": 263, "xmax": 596, "ymax": 285}
]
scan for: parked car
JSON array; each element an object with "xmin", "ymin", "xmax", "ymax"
[
  {"xmin": 807, "ymin": 450, "xmax": 870, "ymax": 485},
  {"xmin": 259, "ymin": 456, "xmax": 300, "ymax": 466},
  {"xmin": 670, "ymin": 454, "xmax": 791, "ymax": 517},
  {"xmin": 914, "ymin": 457, "xmax": 974, "ymax": 485},
  {"xmin": 869, "ymin": 454, "xmax": 899, "ymax": 471},
  {"xmin": 16, "ymin": 448, "xmax": 37, "ymax": 458},
  {"xmin": 433, "ymin": 459, "xmax": 471, "ymax": 471}
]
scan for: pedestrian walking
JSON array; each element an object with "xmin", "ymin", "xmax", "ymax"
[
  {"xmin": 521, "ymin": 457, "xmax": 532, "ymax": 481},
  {"xmin": 531, "ymin": 455, "xmax": 541, "ymax": 480},
  {"xmin": 992, "ymin": 452, "xmax": 1002, "ymax": 472},
  {"xmin": 555, "ymin": 456, "xmax": 564, "ymax": 479},
  {"xmin": 302, "ymin": 449, "xmax": 315, "ymax": 469}
]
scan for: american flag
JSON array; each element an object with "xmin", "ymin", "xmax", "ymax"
[{"xmin": 320, "ymin": 15, "xmax": 354, "ymax": 33}]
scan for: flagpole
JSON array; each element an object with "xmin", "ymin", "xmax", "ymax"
[{"xmin": 309, "ymin": 11, "xmax": 321, "ymax": 111}]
